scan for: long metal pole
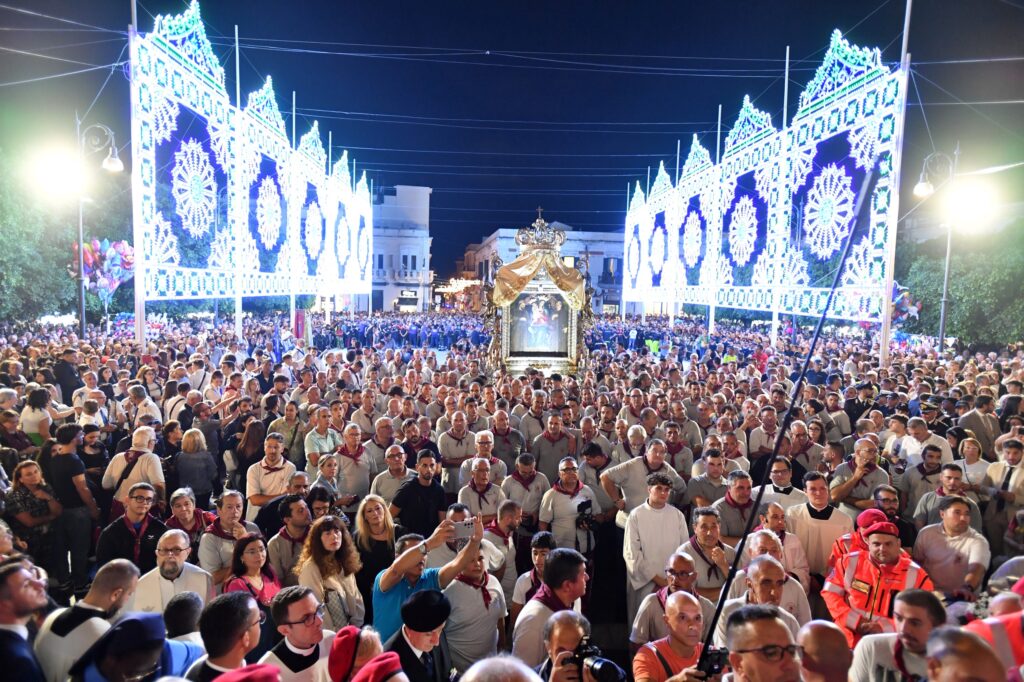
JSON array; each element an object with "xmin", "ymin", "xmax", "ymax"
[
  {"xmin": 234, "ymin": 25, "xmax": 243, "ymax": 341},
  {"xmin": 937, "ymin": 222, "xmax": 952, "ymax": 351},
  {"xmin": 76, "ymin": 111, "xmax": 87, "ymax": 340},
  {"xmin": 936, "ymin": 141, "xmax": 960, "ymax": 353}
]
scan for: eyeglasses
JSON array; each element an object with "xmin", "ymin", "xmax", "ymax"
[
  {"xmin": 130, "ymin": 496, "xmax": 155, "ymax": 505},
  {"xmin": 733, "ymin": 644, "xmax": 803, "ymax": 662},
  {"xmin": 560, "ymin": 467, "xmax": 578, "ymax": 473},
  {"xmin": 282, "ymin": 603, "xmax": 325, "ymax": 627},
  {"xmin": 249, "ymin": 611, "xmax": 268, "ymax": 627},
  {"xmin": 243, "ymin": 547, "xmax": 267, "ymax": 556},
  {"xmin": 476, "ymin": 441, "xmax": 493, "ymax": 446},
  {"xmin": 122, "ymin": 664, "xmax": 160, "ymax": 682},
  {"xmin": 157, "ymin": 547, "xmax": 189, "ymax": 557},
  {"xmin": 666, "ymin": 568, "xmax": 697, "ymax": 577}
]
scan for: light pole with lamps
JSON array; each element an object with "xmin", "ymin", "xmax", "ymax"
[
  {"xmin": 75, "ymin": 113, "xmax": 124, "ymax": 339},
  {"xmin": 912, "ymin": 143, "xmax": 959, "ymax": 353}
]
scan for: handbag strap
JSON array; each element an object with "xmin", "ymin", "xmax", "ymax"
[{"xmin": 113, "ymin": 455, "xmax": 142, "ymax": 496}]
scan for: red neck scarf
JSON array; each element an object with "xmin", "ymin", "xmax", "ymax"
[
  {"xmin": 446, "ymin": 430, "xmax": 468, "ymax": 446},
  {"xmin": 629, "ymin": 406, "xmax": 643, "ymax": 419},
  {"xmin": 123, "ymin": 514, "xmax": 152, "ymax": 564},
  {"xmin": 205, "ymin": 518, "xmax": 239, "ymax": 541},
  {"xmin": 455, "ymin": 574, "xmax": 492, "ymax": 609},
  {"xmin": 510, "ymin": 470, "xmax": 537, "ymax": 490},
  {"xmin": 623, "ymin": 441, "xmax": 646, "ymax": 459},
  {"xmin": 531, "ymin": 583, "xmax": 571, "ymax": 613},
  {"xmin": 277, "ymin": 525, "xmax": 309, "ymax": 547},
  {"xmin": 167, "ymin": 510, "xmax": 212, "ymax": 540},
  {"xmin": 373, "ymin": 437, "xmax": 395, "ymax": 450},
  {"xmin": 656, "ymin": 586, "xmax": 672, "ymax": 611},
  {"xmin": 552, "ymin": 479, "xmax": 582, "ymax": 497},
  {"xmin": 469, "ymin": 479, "xmax": 493, "ymax": 507},
  {"xmin": 666, "ymin": 442, "xmax": 686, "ymax": 455},
  {"xmin": 917, "ymin": 463, "xmax": 940, "ymax": 477},
  {"xmin": 338, "ymin": 444, "xmax": 365, "ymax": 463},
  {"xmin": 642, "ymin": 456, "xmax": 664, "ymax": 476},
  {"xmin": 123, "ymin": 449, "xmax": 146, "ymax": 466},
  {"xmin": 485, "ymin": 519, "xmax": 510, "ymax": 545},
  {"xmin": 261, "ymin": 457, "xmax": 285, "ymax": 473},
  {"xmin": 688, "ymin": 535, "xmax": 725, "ymax": 580},
  {"xmin": 542, "ymin": 431, "xmax": 566, "ymax": 445},
  {"xmin": 524, "ymin": 569, "xmax": 542, "ymax": 602},
  {"xmin": 892, "ymin": 638, "xmax": 923, "ymax": 681},
  {"xmin": 724, "ymin": 490, "xmax": 753, "ymax": 520},
  {"xmin": 493, "ymin": 427, "xmax": 513, "ymax": 445}
]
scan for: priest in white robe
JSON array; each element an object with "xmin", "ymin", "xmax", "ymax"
[{"xmin": 623, "ymin": 472, "xmax": 690, "ymax": 624}]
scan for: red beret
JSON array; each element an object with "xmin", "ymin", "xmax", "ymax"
[
  {"xmin": 216, "ymin": 664, "xmax": 280, "ymax": 682},
  {"xmin": 328, "ymin": 625, "xmax": 362, "ymax": 682},
  {"xmin": 350, "ymin": 652, "xmax": 403, "ymax": 682},
  {"xmin": 856, "ymin": 509, "xmax": 887, "ymax": 532},
  {"xmin": 863, "ymin": 521, "xmax": 900, "ymax": 538}
]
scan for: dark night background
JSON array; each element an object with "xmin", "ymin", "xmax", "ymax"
[{"xmin": 1, "ymin": 0, "xmax": 1021, "ymax": 277}]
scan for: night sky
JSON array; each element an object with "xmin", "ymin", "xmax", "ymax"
[{"xmin": 1, "ymin": 0, "xmax": 1021, "ymax": 276}]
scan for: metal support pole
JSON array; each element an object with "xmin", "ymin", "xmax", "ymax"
[
  {"xmin": 233, "ymin": 25, "xmax": 243, "ymax": 341},
  {"xmin": 76, "ymin": 112, "xmax": 87, "ymax": 340},
  {"xmin": 937, "ymin": 223, "xmax": 952, "ymax": 351}
]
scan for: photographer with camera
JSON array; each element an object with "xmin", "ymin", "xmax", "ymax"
[
  {"xmin": 539, "ymin": 610, "xmax": 626, "ymax": 682},
  {"xmin": 539, "ymin": 458, "xmax": 603, "ymax": 556}
]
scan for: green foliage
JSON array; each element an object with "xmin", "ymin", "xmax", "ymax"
[
  {"xmin": 901, "ymin": 221, "xmax": 1024, "ymax": 345},
  {"xmin": 0, "ymin": 149, "xmax": 76, "ymax": 319}
]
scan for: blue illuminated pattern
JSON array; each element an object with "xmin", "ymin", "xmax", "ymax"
[
  {"xmin": 130, "ymin": 0, "xmax": 372, "ymax": 302},
  {"xmin": 622, "ymin": 29, "xmax": 906, "ymax": 323}
]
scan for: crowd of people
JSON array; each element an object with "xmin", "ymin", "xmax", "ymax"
[{"xmin": 0, "ymin": 310, "xmax": 1023, "ymax": 682}]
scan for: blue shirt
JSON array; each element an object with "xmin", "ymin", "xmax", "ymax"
[{"xmin": 371, "ymin": 567, "xmax": 441, "ymax": 643}]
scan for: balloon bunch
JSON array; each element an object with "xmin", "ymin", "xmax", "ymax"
[
  {"xmin": 890, "ymin": 280, "xmax": 921, "ymax": 327},
  {"xmin": 71, "ymin": 238, "xmax": 135, "ymax": 309}
]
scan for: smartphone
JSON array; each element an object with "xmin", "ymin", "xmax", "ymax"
[{"xmin": 453, "ymin": 519, "xmax": 475, "ymax": 540}]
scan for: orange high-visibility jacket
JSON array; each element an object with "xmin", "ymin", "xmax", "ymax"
[
  {"xmin": 965, "ymin": 613, "xmax": 1024, "ymax": 670},
  {"xmin": 822, "ymin": 549, "xmax": 934, "ymax": 648}
]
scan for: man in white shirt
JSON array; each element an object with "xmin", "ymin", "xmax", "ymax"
[
  {"xmin": 912, "ymin": 495, "xmax": 991, "ymax": 597},
  {"xmin": 129, "ymin": 530, "xmax": 215, "ymax": 614},
  {"xmin": 442, "ymin": 544, "xmax": 508, "ymax": 673},
  {"xmin": 245, "ymin": 432, "xmax": 297, "ymax": 522},
  {"xmin": 369, "ymin": 444, "xmax": 416, "ymax": 506},
  {"xmin": 483, "ymin": 499, "xmax": 522, "ymax": 604},
  {"xmin": 899, "ymin": 417, "xmax": 953, "ymax": 467},
  {"xmin": 753, "ymin": 503, "xmax": 810, "ymax": 593},
  {"xmin": 623, "ymin": 472, "xmax": 690, "ymax": 625},
  {"xmin": 35, "ymin": 559, "xmax": 140, "ymax": 682},
  {"xmin": 713, "ymin": 556, "xmax": 801, "ymax": 647},
  {"xmin": 259, "ymin": 586, "xmax": 337, "ymax": 682},
  {"xmin": 849, "ymin": 589, "xmax": 945, "ymax": 682},
  {"xmin": 726, "ymin": 530, "xmax": 811, "ymax": 625},
  {"xmin": 511, "ymin": 548, "xmax": 587, "ymax": 668},
  {"xmin": 601, "ymin": 439, "xmax": 687, "ymax": 528}
]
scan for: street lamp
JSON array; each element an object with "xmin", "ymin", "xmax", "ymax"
[
  {"xmin": 913, "ymin": 144, "xmax": 959, "ymax": 353},
  {"xmin": 76, "ymin": 115, "xmax": 123, "ymax": 339}
]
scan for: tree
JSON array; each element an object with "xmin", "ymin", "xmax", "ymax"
[
  {"xmin": 0, "ymin": 149, "xmax": 76, "ymax": 319},
  {"xmin": 901, "ymin": 220, "xmax": 1024, "ymax": 347}
]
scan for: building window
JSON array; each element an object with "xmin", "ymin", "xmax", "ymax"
[
  {"xmin": 375, "ymin": 254, "xmax": 384, "ymax": 269},
  {"xmin": 411, "ymin": 255, "xmax": 417, "ymax": 270}
]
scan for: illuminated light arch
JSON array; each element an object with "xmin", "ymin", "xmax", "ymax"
[
  {"xmin": 129, "ymin": 0, "xmax": 372, "ymax": 315},
  {"xmin": 622, "ymin": 29, "xmax": 906, "ymax": 325}
]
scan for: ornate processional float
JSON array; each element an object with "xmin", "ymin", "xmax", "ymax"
[{"xmin": 483, "ymin": 212, "xmax": 595, "ymax": 376}]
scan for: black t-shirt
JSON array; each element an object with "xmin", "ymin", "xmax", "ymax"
[
  {"xmin": 49, "ymin": 453, "xmax": 87, "ymax": 508},
  {"xmin": 391, "ymin": 478, "xmax": 445, "ymax": 537}
]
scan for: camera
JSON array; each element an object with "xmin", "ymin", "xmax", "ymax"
[
  {"xmin": 575, "ymin": 498, "xmax": 594, "ymax": 530},
  {"xmin": 697, "ymin": 646, "xmax": 730, "ymax": 676},
  {"xmin": 571, "ymin": 637, "xmax": 626, "ymax": 682}
]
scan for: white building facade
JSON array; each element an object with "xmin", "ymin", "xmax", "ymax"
[
  {"xmin": 460, "ymin": 222, "xmax": 625, "ymax": 313},
  {"xmin": 371, "ymin": 185, "xmax": 434, "ymax": 312}
]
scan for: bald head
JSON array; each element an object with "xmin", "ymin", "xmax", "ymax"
[
  {"xmin": 461, "ymin": 656, "xmax": 543, "ymax": 682},
  {"xmin": 797, "ymin": 620, "xmax": 851, "ymax": 682},
  {"xmin": 926, "ymin": 627, "xmax": 1006, "ymax": 682},
  {"xmin": 988, "ymin": 591, "xmax": 1022, "ymax": 617}
]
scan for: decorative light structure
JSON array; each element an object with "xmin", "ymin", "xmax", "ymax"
[
  {"xmin": 129, "ymin": 0, "xmax": 372, "ymax": 343},
  {"xmin": 622, "ymin": 30, "xmax": 908, "ymax": 340}
]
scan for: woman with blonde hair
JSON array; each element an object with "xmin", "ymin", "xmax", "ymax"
[
  {"xmin": 959, "ymin": 437, "xmax": 990, "ymax": 505},
  {"xmin": 311, "ymin": 454, "xmax": 343, "ymax": 498},
  {"xmin": 176, "ymin": 428, "xmax": 218, "ymax": 509},
  {"xmin": 351, "ymin": 494, "xmax": 405, "ymax": 624},
  {"xmin": 295, "ymin": 515, "xmax": 364, "ymax": 630}
]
